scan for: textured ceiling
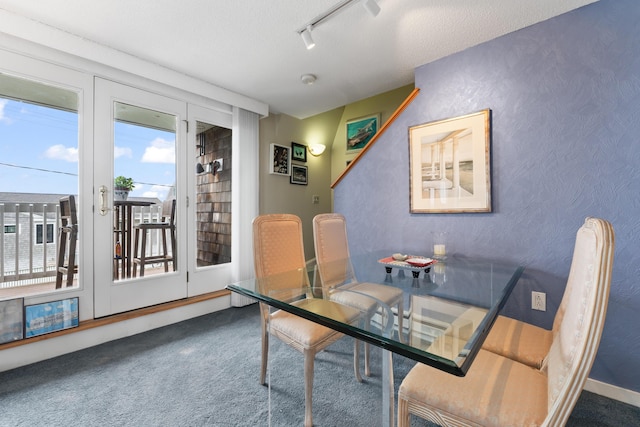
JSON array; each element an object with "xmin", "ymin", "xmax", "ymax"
[{"xmin": 0, "ymin": 0, "xmax": 597, "ymax": 118}]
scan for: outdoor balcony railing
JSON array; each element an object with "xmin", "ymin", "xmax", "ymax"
[{"xmin": 1, "ymin": 202, "xmax": 164, "ymax": 290}]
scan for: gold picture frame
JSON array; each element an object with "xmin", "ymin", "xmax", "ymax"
[{"xmin": 409, "ymin": 109, "xmax": 491, "ymax": 213}]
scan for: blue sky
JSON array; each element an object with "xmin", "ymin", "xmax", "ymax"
[{"xmin": 0, "ymin": 98, "xmax": 175, "ymax": 201}]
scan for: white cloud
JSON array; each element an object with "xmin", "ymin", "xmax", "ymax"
[
  {"xmin": 114, "ymin": 146, "xmax": 133, "ymax": 159},
  {"xmin": 142, "ymin": 185, "xmax": 169, "ymax": 200},
  {"xmin": 141, "ymin": 138, "xmax": 175, "ymax": 164},
  {"xmin": 0, "ymin": 100, "xmax": 12, "ymax": 124},
  {"xmin": 44, "ymin": 144, "xmax": 78, "ymax": 162}
]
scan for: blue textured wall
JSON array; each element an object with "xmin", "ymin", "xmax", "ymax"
[{"xmin": 334, "ymin": 0, "xmax": 640, "ymax": 392}]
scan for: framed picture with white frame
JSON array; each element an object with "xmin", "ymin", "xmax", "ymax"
[
  {"xmin": 269, "ymin": 143, "xmax": 291, "ymax": 176},
  {"xmin": 409, "ymin": 109, "xmax": 492, "ymax": 213}
]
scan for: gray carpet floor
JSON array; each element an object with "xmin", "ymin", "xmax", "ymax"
[{"xmin": 0, "ymin": 304, "xmax": 638, "ymax": 426}]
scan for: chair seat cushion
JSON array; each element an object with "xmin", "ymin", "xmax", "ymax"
[
  {"xmin": 482, "ymin": 315, "xmax": 552, "ymax": 369},
  {"xmin": 270, "ymin": 299, "xmax": 359, "ymax": 349},
  {"xmin": 399, "ymin": 349, "xmax": 547, "ymax": 427},
  {"xmin": 330, "ymin": 282, "xmax": 402, "ymax": 312}
]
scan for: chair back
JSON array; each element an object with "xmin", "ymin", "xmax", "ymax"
[
  {"xmin": 253, "ymin": 214, "xmax": 309, "ymax": 295},
  {"xmin": 59, "ymin": 195, "xmax": 78, "ymax": 229},
  {"xmin": 544, "ymin": 217, "xmax": 614, "ymax": 426},
  {"xmin": 312, "ymin": 213, "xmax": 357, "ymax": 289},
  {"xmin": 162, "ymin": 199, "xmax": 176, "ymax": 226}
]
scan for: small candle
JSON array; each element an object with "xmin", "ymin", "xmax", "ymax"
[{"xmin": 434, "ymin": 244, "xmax": 446, "ymax": 257}]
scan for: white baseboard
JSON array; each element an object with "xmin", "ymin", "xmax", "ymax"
[{"xmin": 585, "ymin": 378, "xmax": 640, "ymax": 408}]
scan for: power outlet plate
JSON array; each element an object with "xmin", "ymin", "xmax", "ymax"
[{"xmin": 532, "ymin": 291, "xmax": 546, "ymax": 311}]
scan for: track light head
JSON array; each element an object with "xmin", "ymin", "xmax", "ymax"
[
  {"xmin": 297, "ymin": 0, "xmax": 380, "ymax": 50},
  {"xmin": 362, "ymin": 0, "xmax": 380, "ymax": 17},
  {"xmin": 300, "ymin": 25, "xmax": 315, "ymax": 50}
]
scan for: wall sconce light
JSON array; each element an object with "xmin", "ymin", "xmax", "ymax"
[
  {"xmin": 196, "ymin": 158, "xmax": 223, "ymax": 175},
  {"xmin": 212, "ymin": 159, "xmax": 223, "ymax": 174},
  {"xmin": 308, "ymin": 144, "xmax": 326, "ymax": 156}
]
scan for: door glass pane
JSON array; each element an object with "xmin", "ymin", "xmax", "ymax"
[
  {"xmin": 0, "ymin": 72, "xmax": 79, "ymax": 297},
  {"xmin": 195, "ymin": 122, "xmax": 232, "ymax": 267},
  {"xmin": 113, "ymin": 102, "xmax": 177, "ymax": 281}
]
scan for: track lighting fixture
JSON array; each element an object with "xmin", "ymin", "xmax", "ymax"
[
  {"xmin": 300, "ymin": 25, "xmax": 315, "ymax": 50},
  {"xmin": 361, "ymin": 0, "xmax": 380, "ymax": 17},
  {"xmin": 297, "ymin": 0, "xmax": 380, "ymax": 50}
]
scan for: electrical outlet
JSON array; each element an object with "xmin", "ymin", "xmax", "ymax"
[
  {"xmin": 312, "ymin": 195, "xmax": 319, "ymax": 204},
  {"xmin": 532, "ymin": 291, "xmax": 546, "ymax": 311}
]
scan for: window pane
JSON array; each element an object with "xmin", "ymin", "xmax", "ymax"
[
  {"xmin": 0, "ymin": 73, "xmax": 79, "ymax": 295},
  {"xmin": 195, "ymin": 122, "xmax": 232, "ymax": 267},
  {"xmin": 36, "ymin": 224, "xmax": 43, "ymax": 244},
  {"xmin": 112, "ymin": 102, "xmax": 177, "ymax": 280}
]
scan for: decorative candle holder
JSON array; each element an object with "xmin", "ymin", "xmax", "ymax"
[{"xmin": 432, "ymin": 231, "xmax": 448, "ymax": 259}]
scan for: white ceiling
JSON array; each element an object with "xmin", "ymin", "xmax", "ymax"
[{"xmin": 0, "ymin": 0, "xmax": 597, "ymax": 119}]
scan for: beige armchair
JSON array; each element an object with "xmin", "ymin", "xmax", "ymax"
[
  {"xmin": 253, "ymin": 214, "xmax": 361, "ymax": 427},
  {"xmin": 313, "ymin": 213, "xmax": 404, "ymax": 376},
  {"xmin": 397, "ymin": 217, "xmax": 614, "ymax": 427}
]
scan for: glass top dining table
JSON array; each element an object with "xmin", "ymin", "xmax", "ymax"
[{"xmin": 227, "ymin": 250, "xmax": 524, "ymax": 426}]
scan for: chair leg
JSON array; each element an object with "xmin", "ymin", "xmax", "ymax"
[
  {"xmin": 364, "ymin": 314, "xmax": 373, "ymax": 377},
  {"xmin": 397, "ymin": 300, "xmax": 405, "ymax": 343},
  {"xmin": 66, "ymin": 230, "xmax": 77, "ymax": 287},
  {"xmin": 260, "ymin": 318, "xmax": 269, "ymax": 386},
  {"xmin": 139, "ymin": 229, "xmax": 148, "ymax": 277},
  {"xmin": 161, "ymin": 229, "xmax": 169, "ymax": 272},
  {"xmin": 170, "ymin": 227, "xmax": 177, "ymax": 271},
  {"xmin": 354, "ymin": 339, "xmax": 362, "ymax": 383},
  {"xmin": 133, "ymin": 228, "xmax": 140, "ymax": 277},
  {"xmin": 304, "ymin": 350, "xmax": 314, "ymax": 427},
  {"xmin": 55, "ymin": 228, "xmax": 67, "ymax": 289},
  {"xmin": 397, "ymin": 395, "xmax": 410, "ymax": 427}
]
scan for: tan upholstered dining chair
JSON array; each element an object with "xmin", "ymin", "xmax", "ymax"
[
  {"xmin": 253, "ymin": 214, "xmax": 362, "ymax": 427},
  {"xmin": 480, "ymin": 219, "xmax": 615, "ymax": 370},
  {"xmin": 313, "ymin": 213, "xmax": 404, "ymax": 376},
  {"xmin": 397, "ymin": 217, "xmax": 614, "ymax": 427},
  {"xmin": 482, "ymin": 243, "xmax": 579, "ymax": 369}
]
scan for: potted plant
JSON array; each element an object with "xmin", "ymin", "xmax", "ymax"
[{"xmin": 114, "ymin": 176, "xmax": 134, "ymax": 201}]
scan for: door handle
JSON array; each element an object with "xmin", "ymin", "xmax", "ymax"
[{"xmin": 99, "ymin": 185, "xmax": 109, "ymax": 216}]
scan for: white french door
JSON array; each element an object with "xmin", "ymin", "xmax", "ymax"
[{"xmin": 94, "ymin": 78, "xmax": 187, "ymax": 317}]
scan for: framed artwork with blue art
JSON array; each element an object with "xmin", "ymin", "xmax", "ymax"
[
  {"xmin": 346, "ymin": 113, "xmax": 380, "ymax": 153},
  {"xmin": 24, "ymin": 297, "xmax": 79, "ymax": 338}
]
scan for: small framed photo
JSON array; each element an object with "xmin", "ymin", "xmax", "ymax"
[
  {"xmin": 290, "ymin": 165, "xmax": 308, "ymax": 185},
  {"xmin": 409, "ymin": 109, "xmax": 492, "ymax": 213},
  {"xmin": 291, "ymin": 142, "xmax": 307, "ymax": 163},
  {"xmin": 0, "ymin": 298, "xmax": 24, "ymax": 344},
  {"xmin": 24, "ymin": 297, "xmax": 79, "ymax": 338},
  {"xmin": 346, "ymin": 113, "xmax": 380, "ymax": 153},
  {"xmin": 269, "ymin": 143, "xmax": 291, "ymax": 176}
]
